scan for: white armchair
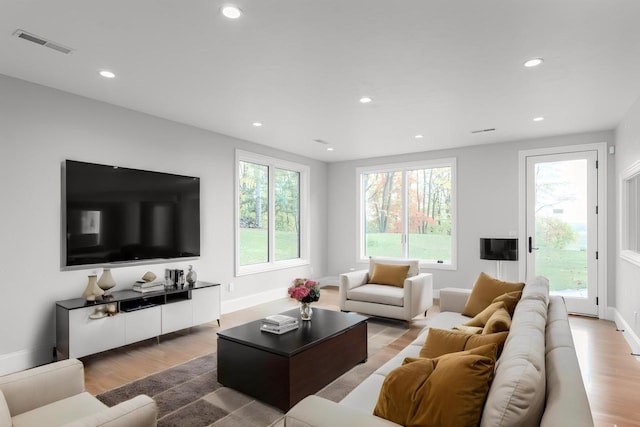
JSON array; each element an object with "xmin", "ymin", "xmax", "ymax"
[
  {"xmin": 339, "ymin": 257, "xmax": 433, "ymax": 321},
  {"xmin": 0, "ymin": 359, "xmax": 157, "ymax": 427}
]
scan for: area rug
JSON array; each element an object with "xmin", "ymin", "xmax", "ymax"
[{"xmin": 97, "ymin": 317, "xmax": 422, "ymax": 427}]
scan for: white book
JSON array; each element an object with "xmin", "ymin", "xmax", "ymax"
[
  {"xmin": 260, "ymin": 321, "xmax": 299, "ymax": 334},
  {"xmin": 262, "ymin": 314, "xmax": 297, "ymax": 326},
  {"xmin": 132, "ymin": 284, "xmax": 165, "ymax": 293}
]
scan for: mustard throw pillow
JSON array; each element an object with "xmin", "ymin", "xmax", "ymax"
[
  {"xmin": 374, "ymin": 351, "xmax": 496, "ymax": 427},
  {"xmin": 419, "ymin": 328, "xmax": 469, "ymax": 358},
  {"xmin": 368, "ymin": 263, "xmax": 410, "ymax": 287},
  {"xmin": 453, "ymin": 325, "xmax": 483, "ymax": 334},
  {"xmin": 464, "ymin": 301, "xmax": 506, "ymax": 327},
  {"xmin": 466, "ymin": 331, "xmax": 509, "ymax": 357},
  {"xmin": 483, "ymin": 307, "xmax": 512, "ymax": 334},
  {"xmin": 462, "ymin": 272, "xmax": 525, "ymax": 317},
  {"xmin": 492, "ymin": 290, "xmax": 522, "ymax": 316},
  {"xmin": 404, "ymin": 343, "xmax": 498, "ymax": 366}
]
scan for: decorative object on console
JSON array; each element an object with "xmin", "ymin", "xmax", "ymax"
[
  {"xmin": 82, "ymin": 274, "xmax": 104, "ymax": 301},
  {"xmin": 141, "ymin": 271, "xmax": 157, "ymax": 282},
  {"xmin": 479, "ymin": 237, "xmax": 518, "ymax": 280},
  {"xmin": 186, "ymin": 264, "xmax": 197, "ymax": 285},
  {"xmin": 97, "ymin": 268, "xmax": 116, "ymax": 295},
  {"xmin": 288, "ymin": 278, "xmax": 320, "ymax": 321}
]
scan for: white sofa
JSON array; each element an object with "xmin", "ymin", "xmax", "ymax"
[
  {"xmin": 339, "ymin": 257, "xmax": 433, "ymax": 321},
  {"xmin": 285, "ymin": 276, "xmax": 593, "ymax": 427},
  {"xmin": 0, "ymin": 359, "xmax": 157, "ymax": 427}
]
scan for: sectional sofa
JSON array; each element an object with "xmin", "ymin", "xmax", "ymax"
[{"xmin": 284, "ymin": 276, "xmax": 593, "ymax": 427}]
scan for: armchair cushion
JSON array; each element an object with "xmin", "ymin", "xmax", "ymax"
[
  {"xmin": 12, "ymin": 392, "xmax": 107, "ymax": 427},
  {"xmin": 368, "ymin": 257, "xmax": 420, "ymax": 278},
  {"xmin": 347, "ymin": 284, "xmax": 404, "ymax": 307},
  {"xmin": 368, "ymin": 263, "xmax": 410, "ymax": 287}
]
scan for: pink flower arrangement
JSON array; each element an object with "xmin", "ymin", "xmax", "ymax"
[{"xmin": 287, "ymin": 278, "xmax": 321, "ymax": 303}]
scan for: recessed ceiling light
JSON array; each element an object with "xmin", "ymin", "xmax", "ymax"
[
  {"xmin": 99, "ymin": 70, "xmax": 115, "ymax": 79},
  {"xmin": 327, "ymin": 147, "xmax": 334, "ymax": 151},
  {"xmin": 533, "ymin": 117, "xmax": 545, "ymax": 122},
  {"xmin": 415, "ymin": 134, "xmax": 424, "ymax": 139},
  {"xmin": 221, "ymin": 5, "xmax": 242, "ymax": 19},
  {"xmin": 359, "ymin": 97, "xmax": 372, "ymax": 104},
  {"xmin": 252, "ymin": 122, "xmax": 262, "ymax": 127},
  {"xmin": 524, "ymin": 58, "xmax": 543, "ymax": 68}
]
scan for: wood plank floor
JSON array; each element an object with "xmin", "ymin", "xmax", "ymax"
[{"xmin": 81, "ymin": 287, "xmax": 640, "ymax": 426}]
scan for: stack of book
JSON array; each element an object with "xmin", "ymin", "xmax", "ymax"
[
  {"xmin": 260, "ymin": 314, "xmax": 299, "ymax": 334},
  {"xmin": 132, "ymin": 281, "xmax": 165, "ymax": 293}
]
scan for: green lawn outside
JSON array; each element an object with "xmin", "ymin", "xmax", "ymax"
[
  {"xmin": 239, "ymin": 228, "xmax": 299, "ymax": 265},
  {"xmin": 536, "ymin": 245, "xmax": 588, "ymax": 292},
  {"xmin": 366, "ymin": 233, "xmax": 452, "ymax": 262}
]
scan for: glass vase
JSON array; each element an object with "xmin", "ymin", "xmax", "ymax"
[{"xmin": 300, "ymin": 302, "xmax": 313, "ymax": 321}]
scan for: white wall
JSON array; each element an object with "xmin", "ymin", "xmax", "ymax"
[
  {"xmin": 0, "ymin": 74, "xmax": 328, "ymax": 374},
  {"xmin": 327, "ymin": 130, "xmax": 616, "ymax": 298},
  {"xmin": 614, "ymin": 95, "xmax": 640, "ymax": 347}
]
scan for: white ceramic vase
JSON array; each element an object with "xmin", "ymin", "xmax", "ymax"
[
  {"xmin": 186, "ymin": 265, "xmax": 197, "ymax": 285},
  {"xmin": 82, "ymin": 275, "xmax": 104, "ymax": 301},
  {"xmin": 97, "ymin": 268, "xmax": 116, "ymax": 294}
]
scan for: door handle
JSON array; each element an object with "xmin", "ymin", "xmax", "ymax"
[{"xmin": 528, "ymin": 236, "xmax": 539, "ymax": 253}]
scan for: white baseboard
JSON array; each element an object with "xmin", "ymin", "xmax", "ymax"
[
  {"xmin": 612, "ymin": 308, "xmax": 640, "ymax": 358},
  {"xmin": 0, "ymin": 345, "xmax": 54, "ymax": 376},
  {"xmin": 221, "ymin": 287, "xmax": 289, "ymax": 314}
]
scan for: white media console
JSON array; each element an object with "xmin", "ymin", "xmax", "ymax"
[{"xmin": 55, "ymin": 281, "xmax": 220, "ymax": 359}]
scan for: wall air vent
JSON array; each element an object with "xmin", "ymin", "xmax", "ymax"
[
  {"xmin": 13, "ymin": 29, "xmax": 74, "ymax": 54},
  {"xmin": 470, "ymin": 128, "xmax": 496, "ymax": 134}
]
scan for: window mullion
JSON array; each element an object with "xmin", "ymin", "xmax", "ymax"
[
  {"xmin": 402, "ymin": 169, "xmax": 409, "ymax": 258},
  {"xmin": 268, "ymin": 165, "xmax": 276, "ymax": 263}
]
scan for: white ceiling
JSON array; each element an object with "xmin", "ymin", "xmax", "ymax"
[{"xmin": 2, "ymin": 0, "xmax": 640, "ymax": 162}]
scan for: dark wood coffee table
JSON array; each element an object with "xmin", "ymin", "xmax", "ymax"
[{"xmin": 217, "ymin": 307, "xmax": 368, "ymax": 411}]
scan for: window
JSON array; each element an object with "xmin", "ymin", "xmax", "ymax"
[
  {"xmin": 236, "ymin": 150, "xmax": 309, "ymax": 275},
  {"xmin": 357, "ymin": 158, "xmax": 456, "ymax": 269},
  {"xmin": 620, "ymin": 159, "xmax": 640, "ymax": 267}
]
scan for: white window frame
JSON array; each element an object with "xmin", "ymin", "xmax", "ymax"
[
  {"xmin": 620, "ymin": 159, "xmax": 640, "ymax": 267},
  {"xmin": 235, "ymin": 150, "xmax": 310, "ymax": 276},
  {"xmin": 356, "ymin": 157, "xmax": 457, "ymax": 270}
]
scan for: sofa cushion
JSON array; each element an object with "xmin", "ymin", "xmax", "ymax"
[
  {"xmin": 347, "ymin": 284, "xmax": 404, "ymax": 307},
  {"xmin": 419, "ymin": 328, "xmax": 508, "ymax": 359},
  {"xmin": 482, "ymin": 307, "xmax": 511, "ymax": 334},
  {"xmin": 480, "ymin": 292, "xmax": 548, "ymax": 427},
  {"xmin": 0, "ymin": 390, "xmax": 11, "ymax": 427},
  {"xmin": 11, "ymin": 392, "xmax": 107, "ymax": 427},
  {"xmin": 368, "ymin": 263, "xmax": 410, "ymax": 287},
  {"xmin": 373, "ymin": 349, "xmax": 496, "ymax": 427},
  {"xmin": 492, "ymin": 291, "xmax": 522, "ymax": 316},
  {"xmin": 464, "ymin": 301, "xmax": 506, "ymax": 327},
  {"xmin": 462, "ymin": 273, "xmax": 525, "ymax": 317},
  {"xmin": 369, "ymin": 257, "xmax": 420, "ymax": 278}
]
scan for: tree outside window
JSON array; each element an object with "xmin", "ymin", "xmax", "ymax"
[
  {"xmin": 236, "ymin": 151, "xmax": 309, "ymax": 274},
  {"xmin": 360, "ymin": 159, "xmax": 456, "ymax": 267}
]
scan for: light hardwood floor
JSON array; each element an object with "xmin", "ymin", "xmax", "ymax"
[{"xmin": 81, "ymin": 287, "xmax": 640, "ymax": 426}]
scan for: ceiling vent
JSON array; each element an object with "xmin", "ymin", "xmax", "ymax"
[
  {"xmin": 13, "ymin": 29, "xmax": 74, "ymax": 54},
  {"xmin": 470, "ymin": 128, "xmax": 496, "ymax": 134},
  {"xmin": 313, "ymin": 139, "xmax": 330, "ymax": 145}
]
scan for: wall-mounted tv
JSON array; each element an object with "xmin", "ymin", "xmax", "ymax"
[{"xmin": 63, "ymin": 160, "xmax": 200, "ymax": 268}]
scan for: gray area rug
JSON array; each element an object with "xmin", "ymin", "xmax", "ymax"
[{"xmin": 97, "ymin": 317, "xmax": 419, "ymax": 427}]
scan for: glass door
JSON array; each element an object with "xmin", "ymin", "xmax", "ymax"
[{"xmin": 525, "ymin": 150, "xmax": 598, "ymax": 316}]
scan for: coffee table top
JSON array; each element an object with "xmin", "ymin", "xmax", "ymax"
[{"xmin": 217, "ymin": 308, "xmax": 368, "ymax": 357}]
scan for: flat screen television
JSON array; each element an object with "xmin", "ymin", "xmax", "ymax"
[
  {"xmin": 63, "ymin": 160, "xmax": 200, "ymax": 268},
  {"xmin": 479, "ymin": 238, "xmax": 518, "ymax": 261}
]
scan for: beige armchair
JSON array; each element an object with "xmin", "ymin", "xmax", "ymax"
[
  {"xmin": 0, "ymin": 359, "xmax": 157, "ymax": 427},
  {"xmin": 339, "ymin": 257, "xmax": 433, "ymax": 321}
]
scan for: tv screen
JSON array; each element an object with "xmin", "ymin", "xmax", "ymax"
[
  {"xmin": 479, "ymin": 238, "xmax": 518, "ymax": 261},
  {"xmin": 63, "ymin": 160, "xmax": 200, "ymax": 268}
]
